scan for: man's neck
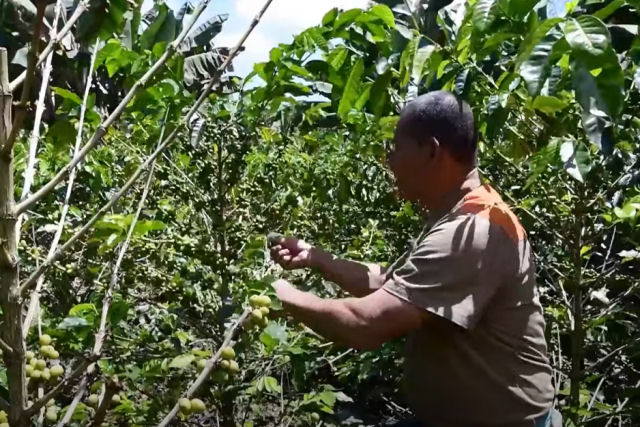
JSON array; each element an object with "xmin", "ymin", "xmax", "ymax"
[{"xmin": 421, "ymin": 168, "xmax": 481, "ymax": 216}]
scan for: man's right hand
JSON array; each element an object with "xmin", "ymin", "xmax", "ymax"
[{"xmin": 269, "ymin": 235, "xmax": 314, "ymax": 270}]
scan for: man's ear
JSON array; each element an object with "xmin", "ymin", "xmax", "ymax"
[{"xmin": 428, "ymin": 136, "xmax": 440, "ymax": 159}]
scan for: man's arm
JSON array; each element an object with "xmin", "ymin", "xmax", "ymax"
[
  {"xmin": 270, "ymin": 236, "xmax": 386, "ymax": 297},
  {"xmin": 272, "ymin": 279, "xmax": 425, "ymax": 350},
  {"xmin": 310, "ymin": 247, "xmax": 387, "ymax": 297}
]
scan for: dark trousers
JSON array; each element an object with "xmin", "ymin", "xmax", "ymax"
[
  {"xmin": 387, "ymin": 409, "xmax": 558, "ymax": 427},
  {"xmin": 386, "ymin": 420, "xmax": 425, "ymax": 427}
]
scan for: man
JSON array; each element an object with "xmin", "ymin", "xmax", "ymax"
[{"xmin": 270, "ymin": 91, "xmax": 557, "ymax": 426}]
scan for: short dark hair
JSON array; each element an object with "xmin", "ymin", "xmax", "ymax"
[{"xmin": 398, "ymin": 91, "xmax": 478, "ymax": 164}]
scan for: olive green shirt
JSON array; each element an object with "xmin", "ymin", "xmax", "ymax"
[{"xmin": 383, "ymin": 172, "xmax": 554, "ymax": 426}]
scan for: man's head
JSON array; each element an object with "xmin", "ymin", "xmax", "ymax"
[{"xmin": 386, "ymin": 90, "xmax": 477, "ymax": 208}]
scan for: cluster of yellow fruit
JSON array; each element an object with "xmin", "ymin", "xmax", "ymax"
[
  {"xmin": 211, "ymin": 346, "xmax": 240, "ymax": 383},
  {"xmin": 25, "ymin": 335, "xmax": 64, "ymax": 383},
  {"xmin": 44, "ymin": 399, "xmax": 59, "ymax": 423},
  {"xmin": 0, "ymin": 409, "xmax": 8, "ymax": 427},
  {"xmin": 248, "ymin": 295, "xmax": 271, "ymax": 328},
  {"xmin": 178, "ymin": 397, "xmax": 206, "ymax": 416}
]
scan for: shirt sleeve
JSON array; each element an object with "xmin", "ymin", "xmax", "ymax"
[{"xmin": 383, "ymin": 213, "xmax": 511, "ymax": 330}]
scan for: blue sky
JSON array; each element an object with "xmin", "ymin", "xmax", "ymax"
[{"xmin": 142, "ymin": 0, "xmax": 369, "ymax": 77}]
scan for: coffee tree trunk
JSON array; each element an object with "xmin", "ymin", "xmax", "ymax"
[{"xmin": 0, "ymin": 47, "xmax": 27, "ymax": 427}]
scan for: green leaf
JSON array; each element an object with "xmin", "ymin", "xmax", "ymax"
[
  {"xmin": 334, "ymin": 8, "xmax": 362, "ymax": 30},
  {"xmin": 520, "ymin": 30, "xmax": 561, "ymax": 95},
  {"xmin": 260, "ymin": 323, "xmax": 287, "ymax": 352},
  {"xmin": 473, "ymin": 0, "xmax": 499, "ymax": 35},
  {"xmin": 58, "ymin": 317, "xmax": 90, "ymax": 330},
  {"xmin": 264, "ymin": 376, "xmax": 282, "ymax": 393},
  {"xmin": 454, "ymin": 69, "xmax": 470, "ymax": 96},
  {"xmin": 318, "ymin": 390, "xmax": 337, "ymax": 407},
  {"xmin": 560, "ymin": 140, "xmax": 591, "ymax": 182},
  {"xmin": 369, "ymin": 4, "xmax": 395, "ymax": 28},
  {"xmin": 399, "ymin": 37, "xmax": 418, "ymax": 86},
  {"xmin": 337, "ymin": 58, "xmax": 364, "ymax": 120},
  {"xmin": 355, "ymin": 83, "xmax": 372, "ymax": 111},
  {"xmin": 499, "ymin": 0, "xmax": 538, "ymax": 19},
  {"xmin": 532, "ymin": 95, "xmax": 567, "ymax": 114},
  {"xmin": 327, "ymin": 47, "xmax": 349, "ymax": 70},
  {"xmin": 283, "ymin": 61, "xmax": 313, "ymax": 79},
  {"xmin": 303, "ymin": 27, "xmax": 328, "ymax": 51},
  {"xmin": 52, "ymin": 87, "xmax": 82, "ymax": 105},
  {"xmin": 411, "ymin": 44, "xmax": 435, "ymax": 83},
  {"xmin": 109, "ymin": 301, "xmax": 130, "ymax": 326},
  {"xmin": 133, "ymin": 220, "xmax": 166, "ymax": 236},
  {"xmin": 614, "ymin": 204, "xmax": 638, "ymax": 219},
  {"xmin": 564, "ymin": 15, "xmax": 611, "ymax": 57},
  {"xmin": 571, "ymin": 56, "xmax": 623, "ymax": 148},
  {"xmin": 322, "ymin": 8, "xmax": 338, "ymax": 26},
  {"xmin": 593, "ymin": 0, "xmax": 626, "ymax": 20},
  {"xmin": 169, "ymin": 354, "xmax": 195, "ymax": 369},
  {"xmin": 69, "ymin": 303, "xmax": 98, "ymax": 317},
  {"xmin": 46, "ymin": 121, "xmax": 76, "ymax": 148},
  {"xmin": 369, "ymin": 71, "xmax": 392, "ymax": 117},
  {"xmin": 516, "ymin": 18, "xmax": 563, "ymax": 67}
]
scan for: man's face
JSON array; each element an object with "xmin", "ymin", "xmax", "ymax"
[{"xmin": 386, "ymin": 123, "xmax": 436, "ymax": 202}]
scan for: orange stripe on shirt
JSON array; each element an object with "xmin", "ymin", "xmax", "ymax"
[{"xmin": 458, "ymin": 185, "xmax": 526, "ymax": 243}]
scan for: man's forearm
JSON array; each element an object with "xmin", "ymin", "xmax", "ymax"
[
  {"xmin": 280, "ymin": 287, "xmax": 380, "ymax": 350},
  {"xmin": 309, "ymin": 248, "xmax": 386, "ymax": 297}
]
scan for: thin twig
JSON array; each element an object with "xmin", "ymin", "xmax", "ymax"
[
  {"xmin": 601, "ymin": 226, "xmax": 616, "ymax": 274},
  {"xmin": 16, "ymin": 0, "xmax": 213, "ymax": 215},
  {"xmin": 23, "ymin": 40, "xmax": 100, "ymax": 337},
  {"xmin": 587, "ymin": 336, "xmax": 640, "ymax": 371},
  {"xmin": 156, "ymin": 308, "xmax": 252, "ymax": 427},
  {"xmin": 0, "ymin": 337, "xmax": 12, "ymax": 355},
  {"xmin": 20, "ymin": 0, "xmax": 273, "ymax": 294},
  {"xmin": 8, "ymin": 1, "xmax": 89, "ymax": 92}
]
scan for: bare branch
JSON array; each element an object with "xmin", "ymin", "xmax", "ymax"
[
  {"xmin": 15, "ymin": 0, "xmax": 65, "ymax": 243},
  {"xmin": 0, "ymin": 337, "xmax": 12, "ymax": 355},
  {"xmin": 156, "ymin": 308, "xmax": 251, "ymax": 427},
  {"xmin": 16, "ymin": 0, "xmax": 213, "ymax": 215},
  {"xmin": 25, "ymin": 355, "xmax": 98, "ymax": 417},
  {"xmin": 2, "ymin": 0, "xmax": 47, "ymax": 154},
  {"xmin": 55, "ymin": 377, "xmax": 87, "ymax": 427},
  {"xmin": 90, "ymin": 378, "xmax": 120, "ymax": 427},
  {"xmin": 8, "ymin": 1, "xmax": 89, "ymax": 92},
  {"xmin": 36, "ymin": 385, "xmax": 45, "ymax": 427},
  {"xmin": 19, "ymin": 0, "xmax": 63, "ymax": 200},
  {"xmin": 23, "ymin": 41, "xmax": 100, "ymax": 337},
  {"xmin": 21, "ymin": 0, "xmax": 271, "ymax": 294}
]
